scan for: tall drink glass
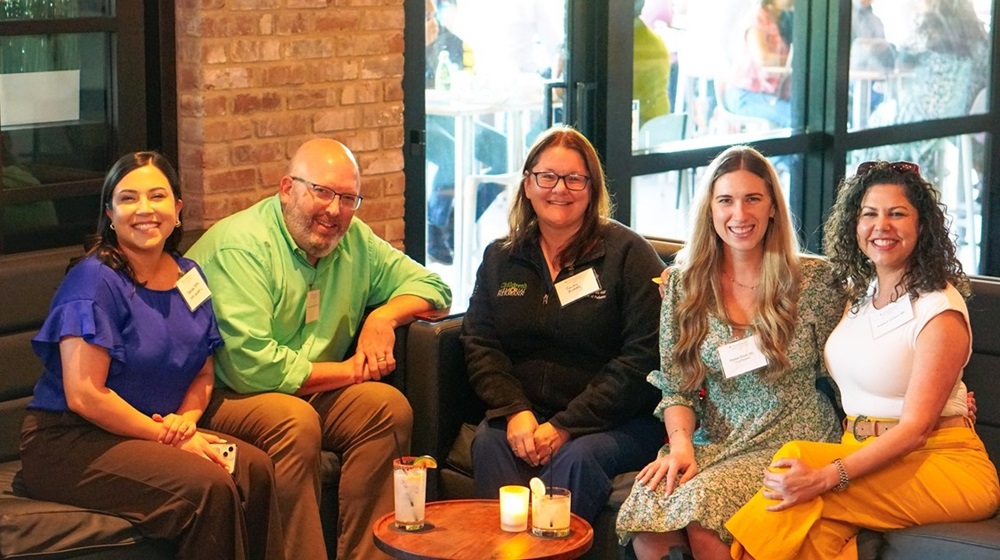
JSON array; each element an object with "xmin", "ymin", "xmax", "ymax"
[
  {"xmin": 392, "ymin": 457, "xmax": 427, "ymax": 531},
  {"xmin": 531, "ymin": 487, "xmax": 571, "ymax": 538}
]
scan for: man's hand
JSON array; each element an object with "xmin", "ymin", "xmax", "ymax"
[{"xmin": 356, "ymin": 312, "xmax": 397, "ymax": 380}]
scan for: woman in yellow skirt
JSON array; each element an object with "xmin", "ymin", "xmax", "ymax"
[{"xmin": 726, "ymin": 160, "xmax": 1000, "ymax": 560}]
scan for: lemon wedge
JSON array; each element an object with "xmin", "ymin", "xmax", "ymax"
[
  {"xmin": 411, "ymin": 455, "xmax": 438, "ymax": 469},
  {"xmin": 529, "ymin": 476, "xmax": 546, "ymax": 497}
]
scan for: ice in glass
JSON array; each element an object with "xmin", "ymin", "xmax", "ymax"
[
  {"xmin": 531, "ymin": 486, "xmax": 571, "ymax": 538},
  {"xmin": 392, "ymin": 457, "xmax": 427, "ymax": 531}
]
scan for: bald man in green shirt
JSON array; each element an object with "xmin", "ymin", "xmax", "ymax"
[{"xmin": 187, "ymin": 138, "xmax": 451, "ymax": 560}]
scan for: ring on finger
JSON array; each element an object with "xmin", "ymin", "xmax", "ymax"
[{"xmin": 377, "ymin": 356, "xmax": 387, "ymax": 362}]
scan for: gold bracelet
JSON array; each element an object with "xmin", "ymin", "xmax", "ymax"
[{"xmin": 832, "ymin": 458, "xmax": 849, "ymax": 492}]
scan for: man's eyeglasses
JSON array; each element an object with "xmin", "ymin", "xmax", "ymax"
[
  {"xmin": 528, "ymin": 171, "xmax": 591, "ymax": 191},
  {"xmin": 855, "ymin": 161, "xmax": 920, "ymax": 176},
  {"xmin": 292, "ymin": 176, "xmax": 363, "ymax": 210}
]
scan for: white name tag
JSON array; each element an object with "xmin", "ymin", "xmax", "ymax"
[
  {"xmin": 869, "ymin": 294, "xmax": 914, "ymax": 338},
  {"xmin": 306, "ymin": 289, "xmax": 320, "ymax": 324},
  {"xmin": 554, "ymin": 268, "xmax": 600, "ymax": 307},
  {"xmin": 718, "ymin": 335, "xmax": 769, "ymax": 379},
  {"xmin": 176, "ymin": 268, "xmax": 211, "ymax": 312}
]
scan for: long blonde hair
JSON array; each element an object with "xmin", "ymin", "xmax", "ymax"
[
  {"xmin": 504, "ymin": 126, "xmax": 612, "ymax": 267},
  {"xmin": 673, "ymin": 145, "xmax": 800, "ymax": 391}
]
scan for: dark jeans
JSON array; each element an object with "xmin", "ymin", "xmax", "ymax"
[{"xmin": 470, "ymin": 413, "xmax": 665, "ymax": 523}]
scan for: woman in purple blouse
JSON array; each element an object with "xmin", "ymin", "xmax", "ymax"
[{"xmin": 19, "ymin": 152, "xmax": 284, "ymax": 560}]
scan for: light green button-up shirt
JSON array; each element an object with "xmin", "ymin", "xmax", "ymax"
[{"xmin": 185, "ymin": 195, "xmax": 452, "ymax": 394}]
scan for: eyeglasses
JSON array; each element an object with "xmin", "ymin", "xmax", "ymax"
[
  {"xmin": 291, "ymin": 176, "xmax": 363, "ymax": 210},
  {"xmin": 855, "ymin": 161, "xmax": 920, "ymax": 176},
  {"xmin": 528, "ymin": 171, "xmax": 591, "ymax": 191}
]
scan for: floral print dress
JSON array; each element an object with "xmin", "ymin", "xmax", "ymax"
[{"xmin": 616, "ymin": 258, "xmax": 843, "ymax": 543}]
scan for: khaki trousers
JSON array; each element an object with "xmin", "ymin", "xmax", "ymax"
[
  {"xmin": 727, "ymin": 422, "xmax": 1000, "ymax": 560},
  {"xmin": 202, "ymin": 383, "xmax": 412, "ymax": 560}
]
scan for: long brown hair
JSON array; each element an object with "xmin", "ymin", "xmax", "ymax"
[{"xmin": 673, "ymin": 145, "xmax": 800, "ymax": 390}]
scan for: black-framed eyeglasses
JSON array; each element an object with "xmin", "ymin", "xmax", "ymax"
[
  {"xmin": 527, "ymin": 171, "xmax": 591, "ymax": 191},
  {"xmin": 855, "ymin": 161, "xmax": 920, "ymax": 176},
  {"xmin": 291, "ymin": 176, "xmax": 363, "ymax": 210}
]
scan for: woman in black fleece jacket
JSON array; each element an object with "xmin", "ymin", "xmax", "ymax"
[{"xmin": 460, "ymin": 125, "xmax": 666, "ymax": 522}]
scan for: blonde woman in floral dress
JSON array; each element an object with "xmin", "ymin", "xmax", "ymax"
[{"xmin": 616, "ymin": 146, "xmax": 841, "ymax": 560}]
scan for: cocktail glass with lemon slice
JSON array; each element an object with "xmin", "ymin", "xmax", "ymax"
[
  {"xmin": 529, "ymin": 477, "xmax": 571, "ymax": 538},
  {"xmin": 392, "ymin": 455, "xmax": 437, "ymax": 531}
]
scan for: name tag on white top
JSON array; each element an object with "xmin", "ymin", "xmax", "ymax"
[
  {"xmin": 177, "ymin": 268, "xmax": 211, "ymax": 312},
  {"xmin": 306, "ymin": 289, "xmax": 320, "ymax": 324},
  {"xmin": 554, "ymin": 268, "xmax": 600, "ymax": 307},
  {"xmin": 869, "ymin": 294, "xmax": 914, "ymax": 339},
  {"xmin": 718, "ymin": 335, "xmax": 769, "ymax": 379}
]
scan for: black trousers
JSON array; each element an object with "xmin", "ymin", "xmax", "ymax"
[{"xmin": 19, "ymin": 410, "xmax": 285, "ymax": 560}]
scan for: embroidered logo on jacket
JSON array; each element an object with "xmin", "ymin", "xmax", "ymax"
[{"xmin": 497, "ymin": 282, "xmax": 527, "ymax": 297}]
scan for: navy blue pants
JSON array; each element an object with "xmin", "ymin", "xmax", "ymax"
[{"xmin": 471, "ymin": 413, "xmax": 665, "ymax": 523}]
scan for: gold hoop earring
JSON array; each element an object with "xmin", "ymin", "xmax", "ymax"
[
  {"xmin": 175, "ymin": 219, "xmax": 182, "ymax": 227},
  {"xmin": 109, "ymin": 223, "xmax": 116, "ymax": 231}
]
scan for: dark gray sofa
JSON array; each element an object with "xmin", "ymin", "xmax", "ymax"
[{"xmin": 403, "ymin": 237, "xmax": 1000, "ymax": 560}]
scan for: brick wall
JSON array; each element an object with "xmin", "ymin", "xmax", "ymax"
[{"xmin": 175, "ymin": 0, "xmax": 407, "ymax": 247}]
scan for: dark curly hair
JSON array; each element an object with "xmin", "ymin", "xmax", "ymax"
[
  {"xmin": 71, "ymin": 151, "xmax": 183, "ymax": 285},
  {"xmin": 823, "ymin": 161, "xmax": 969, "ymax": 307}
]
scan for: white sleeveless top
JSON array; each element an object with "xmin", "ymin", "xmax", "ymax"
[{"xmin": 824, "ymin": 283, "xmax": 970, "ymax": 419}]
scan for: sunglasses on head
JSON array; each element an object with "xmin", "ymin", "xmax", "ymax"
[{"xmin": 855, "ymin": 161, "xmax": 920, "ymax": 176}]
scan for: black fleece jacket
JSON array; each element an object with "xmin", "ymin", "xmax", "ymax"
[{"xmin": 460, "ymin": 221, "xmax": 664, "ymax": 437}]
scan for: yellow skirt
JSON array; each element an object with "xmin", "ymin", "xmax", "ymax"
[{"xmin": 726, "ymin": 421, "xmax": 999, "ymax": 560}]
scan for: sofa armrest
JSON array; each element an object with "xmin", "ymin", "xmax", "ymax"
[{"xmin": 403, "ymin": 315, "xmax": 483, "ymax": 465}]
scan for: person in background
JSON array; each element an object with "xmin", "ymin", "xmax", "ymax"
[
  {"xmin": 727, "ymin": 160, "xmax": 1000, "ymax": 559},
  {"xmin": 722, "ymin": 0, "xmax": 794, "ymax": 128},
  {"xmin": 633, "ymin": 0, "xmax": 672, "ymax": 127},
  {"xmin": 461, "ymin": 125, "xmax": 666, "ymax": 523},
  {"xmin": 616, "ymin": 145, "xmax": 842, "ymax": 560},
  {"xmin": 186, "ymin": 138, "xmax": 452, "ymax": 560},
  {"xmin": 852, "ymin": 0, "xmax": 885, "ymax": 40},
  {"xmin": 865, "ymin": 0, "xmax": 987, "ymax": 182},
  {"xmin": 20, "ymin": 152, "xmax": 283, "ymax": 560}
]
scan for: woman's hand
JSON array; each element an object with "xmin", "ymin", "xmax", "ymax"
[
  {"xmin": 533, "ymin": 422, "xmax": 569, "ymax": 465},
  {"xmin": 635, "ymin": 448, "xmax": 698, "ymax": 496},
  {"xmin": 176, "ymin": 431, "xmax": 231, "ymax": 472},
  {"xmin": 151, "ymin": 413, "xmax": 196, "ymax": 445},
  {"xmin": 507, "ymin": 411, "xmax": 540, "ymax": 466},
  {"xmin": 761, "ymin": 458, "xmax": 833, "ymax": 511},
  {"xmin": 967, "ymin": 391, "xmax": 977, "ymax": 424}
]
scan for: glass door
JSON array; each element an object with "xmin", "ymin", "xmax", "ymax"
[{"xmin": 407, "ymin": 0, "xmax": 571, "ymax": 311}]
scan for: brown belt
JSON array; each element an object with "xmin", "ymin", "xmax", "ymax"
[{"xmin": 844, "ymin": 415, "xmax": 967, "ymax": 440}]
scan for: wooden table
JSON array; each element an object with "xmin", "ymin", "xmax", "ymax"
[{"xmin": 372, "ymin": 499, "xmax": 593, "ymax": 560}]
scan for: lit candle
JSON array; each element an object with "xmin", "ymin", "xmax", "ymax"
[{"xmin": 499, "ymin": 485, "xmax": 529, "ymax": 532}]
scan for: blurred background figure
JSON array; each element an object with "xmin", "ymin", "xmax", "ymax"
[
  {"xmin": 865, "ymin": 0, "xmax": 988, "ymax": 183},
  {"xmin": 721, "ymin": 0, "xmax": 795, "ymax": 129},
  {"xmin": 633, "ymin": 0, "xmax": 672, "ymax": 128}
]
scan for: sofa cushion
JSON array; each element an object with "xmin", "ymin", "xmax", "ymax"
[
  {"xmin": 879, "ymin": 515, "xmax": 1000, "ymax": 560},
  {"xmin": 0, "ymin": 461, "xmax": 173, "ymax": 559},
  {"xmin": 445, "ymin": 422, "xmax": 476, "ymax": 478}
]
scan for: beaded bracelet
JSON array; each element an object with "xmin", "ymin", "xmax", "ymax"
[
  {"xmin": 667, "ymin": 427, "xmax": 689, "ymax": 439},
  {"xmin": 832, "ymin": 458, "xmax": 849, "ymax": 492}
]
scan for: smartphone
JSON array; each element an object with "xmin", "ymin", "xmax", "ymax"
[{"xmin": 209, "ymin": 442, "xmax": 238, "ymax": 474}]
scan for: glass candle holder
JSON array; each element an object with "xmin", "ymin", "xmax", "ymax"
[{"xmin": 499, "ymin": 485, "xmax": 529, "ymax": 532}]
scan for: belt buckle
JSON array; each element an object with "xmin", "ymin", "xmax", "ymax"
[{"xmin": 853, "ymin": 414, "xmax": 870, "ymax": 441}]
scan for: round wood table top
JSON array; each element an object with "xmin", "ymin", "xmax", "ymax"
[{"xmin": 372, "ymin": 499, "xmax": 594, "ymax": 560}]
